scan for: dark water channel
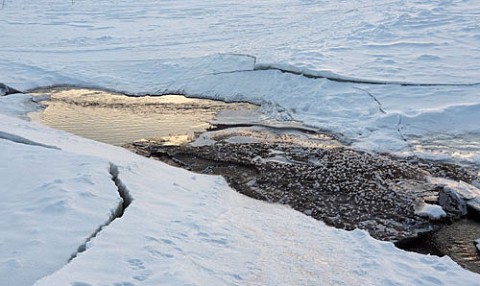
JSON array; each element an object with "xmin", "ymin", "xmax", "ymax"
[
  {"xmin": 397, "ymin": 217, "xmax": 480, "ymax": 273},
  {"xmin": 29, "ymin": 87, "xmax": 480, "ymax": 274}
]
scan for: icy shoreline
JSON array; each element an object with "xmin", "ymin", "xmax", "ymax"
[
  {"xmin": 3, "ymin": 55, "xmax": 480, "ymax": 162},
  {"xmin": 0, "ymin": 102, "xmax": 477, "ymax": 285},
  {"xmin": 2, "ymin": 0, "xmax": 480, "ymax": 284},
  {"xmin": 0, "ymin": 92, "xmax": 479, "ymax": 285}
]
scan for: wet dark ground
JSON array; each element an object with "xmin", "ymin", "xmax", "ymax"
[{"xmin": 127, "ymin": 129, "xmax": 480, "ymax": 272}]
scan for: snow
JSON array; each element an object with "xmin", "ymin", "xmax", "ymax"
[
  {"xmin": 1, "ymin": 0, "xmax": 480, "ymax": 158},
  {"xmin": 1, "ymin": 0, "xmax": 480, "ymax": 284},
  {"xmin": 428, "ymin": 177, "xmax": 480, "ymax": 216},
  {"xmin": 415, "ymin": 202, "xmax": 447, "ymax": 220},
  {"xmin": 0, "ymin": 137, "xmax": 121, "ymax": 286},
  {"xmin": 1, "ymin": 0, "xmax": 480, "ymax": 84},
  {"xmin": 429, "ymin": 177, "xmax": 480, "ymax": 201}
]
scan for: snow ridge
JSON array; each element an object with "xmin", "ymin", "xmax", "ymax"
[
  {"xmin": 0, "ymin": 130, "xmax": 59, "ymax": 150},
  {"xmin": 254, "ymin": 63, "xmax": 480, "ymax": 87}
]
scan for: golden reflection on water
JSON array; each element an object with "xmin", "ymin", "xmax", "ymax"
[{"xmin": 29, "ymin": 87, "xmax": 257, "ymax": 146}]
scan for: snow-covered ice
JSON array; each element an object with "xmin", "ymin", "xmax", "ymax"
[
  {"xmin": 1, "ymin": 0, "xmax": 480, "ymax": 284},
  {"xmin": 0, "ymin": 136, "xmax": 121, "ymax": 286},
  {"xmin": 429, "ymin": 177, "xmax": 480, "ymax": 216},
  {"xmin": 1, "ymin": 0, "xmax": 480, "ymax": 84},
  {"xmin": 1, "ymin": 0, "xmax": 480, "ymax": 157}
]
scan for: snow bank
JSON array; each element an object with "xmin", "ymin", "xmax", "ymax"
[{"xmin": 0, "ymin": 138, "xmax": 121, "ymax": 286}]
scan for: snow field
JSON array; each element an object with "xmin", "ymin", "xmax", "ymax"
[{"xmin": 1, "ymin": 0, "xmax": 480, "ymax": 84}]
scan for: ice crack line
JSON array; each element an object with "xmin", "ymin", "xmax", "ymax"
[
  {"xmin": 353, "ymin": 87, "xmax": 386, "ymax": 114},
  {"xmin": 0, "ymin": 83, "xmax": 22, "ymax": 96},
  {"xmin": 68, "ymin": 163, "xmax": 133, "ymax": 262},
  {"xmin": 253, "ymin": 65, "xmax": 480, "ymax": 87},
  {"xmin": 201, "ymin": 62, "xmax": 480, "ymax": 87},
  {"xmin": 396, "ymin": 115, "xmax": 417, "ymax": 159},
  {"xmin": 0, "ymin": 131, "xmax": 60, "ymax": 150}
]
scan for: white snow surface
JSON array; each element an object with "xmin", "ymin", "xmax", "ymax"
[
  {"xmin": 429, "ymin": 177, "xmax": 480, "ymax": 201},
  {"xmin": 1, "ymin": 1, "xmax": 480, "ymax": 285},
  {"xmin": 415, "ymin": 203, "xmax": 447, "ymax": 220},
  {"xmin": 1, "ymin": 0, "xmax": 480, "ymax": 84},
  {"xmin": 0, "ymin": 137, "xmax": 121, "ymax": 286},
  {"xmin": 0, "ymin": 96, "xmax": 479, "ymax": 285},
  {"xmin": 1, "ymin": 0, "xmax": 480, "ymax": 158}
]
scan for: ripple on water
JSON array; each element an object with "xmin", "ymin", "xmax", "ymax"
[
  {"xmin": 433, "ymin": 219, "xmax": 480, "ymax": 273},
  {"xmin": 28, "ymin": 87, "xmax": 258, "ymax": 146}
]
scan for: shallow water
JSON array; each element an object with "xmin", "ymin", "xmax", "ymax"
[
  {"xmin": 29, "ymin": 88, "xmax": 257, "ymax": 146},
  {"xmin": 399, "ymin": 218, "xmax": 480, "ymax": 273},
  {"xmin": 435, "ymin": 219, "xmax": 480, "ymax": 273}
]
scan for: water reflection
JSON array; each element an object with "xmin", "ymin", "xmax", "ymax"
[{"xmin": 28, "ymin": 87, "xmax": 257, "ymax": 146}]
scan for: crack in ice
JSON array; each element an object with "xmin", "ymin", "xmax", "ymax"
[
  {"xmin": 396, "ymin": 115, "xmax": 417, "ymax": 159},
  {"xmin": 253, "ymin": 65, "xmax": 480, "ymax": 87},
  {"xmin": 0, "ymin": 83, "xmax": 22, "ymax": 96},
  {"xmin": 68, "ymin": 163, "xmax": 132, "ymax": 262},
  {"xmin": 353, "ymin": 87, "xmax": 386, "ymax": 114},
  {"xmin": 0, "ymin": 131, "xmax": 60, "ymax": 150}
]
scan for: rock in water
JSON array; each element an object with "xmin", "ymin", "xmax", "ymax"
[
  {"xmin": 438, "ymin": 187, "xmax": 468, "ymax": 218},
  {"xmin": 0, "ymin": 83, "xmax": 21, "ymax": 96},
  {"xmin": 428, "ymin": 177, "xmax": 480, "ymax": 217}
]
